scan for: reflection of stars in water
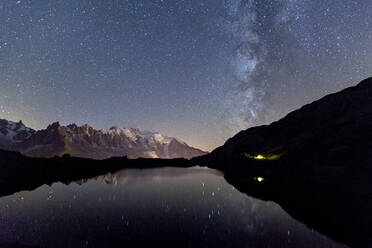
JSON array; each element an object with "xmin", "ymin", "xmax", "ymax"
[{"xmin": 0, "ymin": 168, "xmax": 351, "ymax": 247}]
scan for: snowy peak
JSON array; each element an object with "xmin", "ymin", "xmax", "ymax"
[
  {"xmin": 122, "ymin": 128, "xmax": 139, "ymax": 142},
  {"xmin": 101, "ymin": 127, "xmax": 178, "ymax": 146},
  {"xmin": 0, "ymin": 119, "xmax": 35, "ymax": 148}
]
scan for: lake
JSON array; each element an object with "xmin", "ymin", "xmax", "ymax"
[{"xmin": 0, "ymin": 166, "xmax": 348, "ymax": 248}]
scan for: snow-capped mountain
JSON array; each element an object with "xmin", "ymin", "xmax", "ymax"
[
  {"xmin": 9, "ymin": 121, "xmax": 206, "ymax": 159},
  {"xmin": 0, "ymin": 119, "xmax": 35, "ymax": 149}
]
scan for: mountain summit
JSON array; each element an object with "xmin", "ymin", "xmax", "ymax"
[
  {"xmin": 0, "ymin": 119, "xmax": 35, "ymax": 149},
  {"xmin": 0, "ymin": 121, "xmax": 206, "ymax": 159}
]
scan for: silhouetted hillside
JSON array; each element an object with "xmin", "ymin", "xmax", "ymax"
[{"xmin": 198, "ymin": 77, "xmax": 372, "ymax": 171}]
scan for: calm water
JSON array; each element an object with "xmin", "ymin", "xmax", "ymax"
[{"xmin": 0, "ymin": 167, "xmax": 347, "ymax": 248}]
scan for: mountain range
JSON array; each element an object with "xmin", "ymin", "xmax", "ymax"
[{"xmin": 0, "ymin": 120, "xmax": 206, "ymax": 159}]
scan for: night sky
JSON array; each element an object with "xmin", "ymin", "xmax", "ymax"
[{"xmin": 1, "ymin": 0, "xmax": 372, "ymax": 151}]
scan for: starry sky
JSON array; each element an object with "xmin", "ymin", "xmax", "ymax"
[{"xmin": 1, "ymin": 0, "xmax": 372, "ymax": 151}]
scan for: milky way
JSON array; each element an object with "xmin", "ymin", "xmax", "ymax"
[
  {"xmin": 1, "ymin": 0, "xmax": 372, "ymax": 150},
  {"xmin": 222, "ymin": 0, "xmax": 372, "ymax": 132}
]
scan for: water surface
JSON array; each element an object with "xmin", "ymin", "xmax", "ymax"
[{"xmin": 0, "ymin": 167, "xmax": 347, "ymax": 247}]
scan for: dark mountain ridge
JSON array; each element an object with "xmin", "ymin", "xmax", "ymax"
[{"xmin": 195, "ymin": 77, "xmax": 372, "ymax": 171}]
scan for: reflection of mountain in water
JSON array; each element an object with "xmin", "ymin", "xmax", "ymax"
[{"xmin": 88, "ymin": 167, "xmax": 222, "ymax": 186}]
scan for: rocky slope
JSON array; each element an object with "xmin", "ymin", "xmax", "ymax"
[
  {"xmin": 8, "ymin": 122, "xmax": 206, "ymax": 159},
  {"xmin": 0, "ymin": 119, "xmax": 35, "ymax": 149}
]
